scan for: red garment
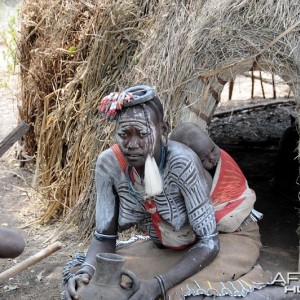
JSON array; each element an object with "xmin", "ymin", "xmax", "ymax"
[
  {"xmin": 210, "ymin": 149, "xmax": 256, "ymax": 232},
  {"xmin": 143, "ymin": 199, "xmax": 195, "ymax": 250}
]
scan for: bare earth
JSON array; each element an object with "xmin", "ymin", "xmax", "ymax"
[{"xmin": 0, "ymin": 154, "xmax": 75, "ymax": 300}]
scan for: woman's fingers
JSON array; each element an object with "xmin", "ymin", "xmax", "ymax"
[
  {"xmin": 69, "ymin": 274, "xmax": 91, "ymax": 299},
  {"xmin": 66, "ymin": 277, "xmax": 79, "ymax": 299},
  {"xmin": 63, "ymin": 283, "xmax": 73, "ymax": 300},
  {"xmin": 81, "ymin": 275, "xmax": 90, "ymax": 284},
  {"xmin": 120, "ymin": 281, "xmax": 132, "ymax": 289}
]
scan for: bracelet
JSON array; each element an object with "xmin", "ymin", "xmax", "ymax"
[
  {"xmin": 94, "ymin": 231, "xmax": 118, "ymax": 241},
  {"xmin": 81, "ymin": 262, "xmax": 96, "ymax": 274},
  {"xmin": 74, "ymin": 269, "xmax": 93, "ymax": 281},
  {"xmin": 154, "ymin": 275, "xmax": 166, "ymax": 300},
  {"xmin": 62, "ymin": 252, "xmax": 86, "ymax": 285}
]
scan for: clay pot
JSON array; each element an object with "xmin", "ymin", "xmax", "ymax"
[{"xmin": 77, "ymin": 253, "xmax": 139, "ymax": 300}]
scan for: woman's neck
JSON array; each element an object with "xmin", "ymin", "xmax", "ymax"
[
  {"xmin": 132, "ymin": 145, "xmax": 164, "ymax": 179},
  {"xmin": 135, "ymin": 167, "xmax": 144, "ymax": 179}
]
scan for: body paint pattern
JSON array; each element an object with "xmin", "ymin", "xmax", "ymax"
[{"xmin": 95, "ymin": 142, "xmax": 216, "ymax": 243}]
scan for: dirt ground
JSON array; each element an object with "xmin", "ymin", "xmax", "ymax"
[{"xmin": 0, "ymin": 155, "xmax": 77, "ymax": 300}]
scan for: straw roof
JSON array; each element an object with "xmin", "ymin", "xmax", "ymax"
[{"xmin": 18, "ymin": 0, "xmax": 300, "ymax": 236}]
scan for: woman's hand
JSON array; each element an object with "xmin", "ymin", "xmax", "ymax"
[
  {"xmin": 128, "ymin": 278, "xmax": 161, "ymax": 300},
  {"xmin": 64, "ymin": 273, "xmax": 91, "ymax": 300}
]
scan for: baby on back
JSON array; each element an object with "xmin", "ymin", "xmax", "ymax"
[
  {"xmin": 170, "ymin": 122, "xmax": 260, "ymax": 233},
  {"xmin": 169, "ymin": 122, "xmax": 220, "ymax": 188}
]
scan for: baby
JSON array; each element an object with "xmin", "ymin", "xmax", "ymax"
[
  {"xmin": 170, "ymin": 122, "xmax": 260, "ymax": 233},
  {"xmin": 170, "ymin": 122, "xmax": 220, "ymax": 187}
]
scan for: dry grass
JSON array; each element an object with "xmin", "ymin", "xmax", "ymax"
[{"xmin": 17, "ymin": 0, "xmax": 300, "ymax": 238}]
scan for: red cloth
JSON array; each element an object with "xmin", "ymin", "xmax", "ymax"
[
  {"xmin": 210, "ymin": 149, "xmax": 256, "ymax": 232},
  {"xmin": 143, "ymin": 199, "xmax": 195, "ymax": 250}
]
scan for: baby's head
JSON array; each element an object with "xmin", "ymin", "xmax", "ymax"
[{"xmin": 170, "ymin": 122, "xmax": 220, "ymax": 170}]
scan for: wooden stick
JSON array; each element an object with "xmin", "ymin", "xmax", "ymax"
[
  {"xmin": 0, "ymin": 241, "xmax": 62, "ymax": 283},
  {"xmin": 272, "ymin": 73, "xmax": 277, "ymax": 99},
  {"xmin": 228, "ymin": 80, "xmax": 234, "ymax": 100},
  {"xmin": 213, "ymin": 99, "xmax": 295, "ymax": 118},
  {"xmin": 0, "ymin": 121, "xmax": 30, "ymax": 158},
  {"xmin": 259, "ymin": 71, "xmax": 266, "ymax": 99},
  {"xmin": 250, "ymin": 69, "xmax": 254, "ymax": 99}
]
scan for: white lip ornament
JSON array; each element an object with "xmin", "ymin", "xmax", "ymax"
[{"xmin": 144, "ymin": 154, "xmax": 163, "ymax": 196}]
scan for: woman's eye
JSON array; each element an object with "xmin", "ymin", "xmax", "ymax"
[
  {"xmin": 118, "ymin": 132, "xmax": 127, "ymax": 137},
  {"xmin": 140, "ymin": 132, "xmax": 148, "ymax": 138}
]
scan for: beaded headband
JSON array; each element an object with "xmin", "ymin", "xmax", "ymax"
[{"xmin": 98, "ymin": 85, "xmax": 155, "ymax": 121}]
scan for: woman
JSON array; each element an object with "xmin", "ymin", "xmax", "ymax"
[{"xmin": 64, "ymin": 85, "xmax": 270, "ymax": 299}]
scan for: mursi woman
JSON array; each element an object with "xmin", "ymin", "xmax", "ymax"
[{"xmin": 64, "ymin": 85, "xmax": 272, "ymax": 300}]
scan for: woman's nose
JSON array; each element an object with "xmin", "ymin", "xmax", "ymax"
[{"xmin": 127, "ymin": 137, "xmax": 139, "ymax": 149}]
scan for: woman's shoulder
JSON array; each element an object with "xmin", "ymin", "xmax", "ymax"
[
  {"xmin": 167, "ymin": 140, "xmax": 199, "ymax": 161},
  {"xmin": 95, "ymin": 147, "xmax": 126, "ymax": 183},
  {"xmin": 166, "ymin": 141, "xmax": 203, "ymax": 172},
  {"xmin": 166, "ymin": 141, "xmax": 207, "ymax": 183},
  {"xmin": 96, "ymin": 146, "xmax": 115, "ymax": 162},
  {"xmin": 95, "ymin": 146, "xmax": 120, "ymax": 173}
]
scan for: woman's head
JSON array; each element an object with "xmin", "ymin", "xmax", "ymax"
[
  {"xmin": 99, "ymin": 85, "xmax": 167, "ymax": 175},
  {"xmin": 98, "ymin": 85, "xmax": 164, "ymax": 123},
  {"xmin": 170, "ymin": 122, "xmax": 220, "ymax": 170}
]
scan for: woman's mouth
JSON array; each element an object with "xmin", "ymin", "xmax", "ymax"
[{"xmin": 125, "ymin": 153, "xmax": 143, "ymax": 160}]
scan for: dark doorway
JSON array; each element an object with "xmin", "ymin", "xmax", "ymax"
[{"xmin": 209, "ymin": 99, "xmax": 299, "ymax": 273}]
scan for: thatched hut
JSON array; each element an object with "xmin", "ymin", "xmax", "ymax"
[{"xmin": 18, "ymin": 0, "xmax": 299, "ymax": 249}]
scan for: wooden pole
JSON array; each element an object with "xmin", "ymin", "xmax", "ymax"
[
  {"xmin": 0, "ymin": 121, "xmax": 29, "ymax": 158},
  {"xmin": 0, "ymin": 241, "xmax": 62, "ymax": 283},
  {"xmin": 228, "ymin": 80, "xmax": 234, "ymax": 100},
  {"xmin": 272, "ymin": 73, "xmax": 277, "ymax": 99},
  {"xmin": 251, "ymin": 69, "xmax": 255, "ymax": 99},
  {"xmin": 259, "ymin": 71, "xmax": 266, "ymax": 99}
]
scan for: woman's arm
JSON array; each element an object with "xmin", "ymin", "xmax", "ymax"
[
  {"xmin": 162, "ymin": 147, "xmax": 219, "ymax": 291},
  {"xmin": 64, "ymin": 152, "xmax": 120, "ymax": 299},
  {"xmin": 159, "ymin": 234, "xmax": 220, "ymax": 292},
  {"xmin": 129, "ymin": 148, "xmax": 220, "ymax": 299},
  {"xmin": 128, "ymin": 234, "xmax": 219, "ymax": 300}
]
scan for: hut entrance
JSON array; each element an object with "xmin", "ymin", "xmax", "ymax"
[{"xmin": 209, "ymin": 74, "xmax": 299, "ymax": 274}]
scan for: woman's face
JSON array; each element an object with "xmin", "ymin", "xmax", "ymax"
[{"xmin": 115, "ymin": 105, "xmax": 162, "ymax": 171}]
